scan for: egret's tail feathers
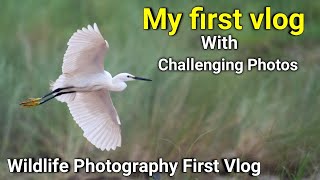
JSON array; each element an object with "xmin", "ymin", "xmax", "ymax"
[{"xmin": 51, "ymin": 75, "xmax": 75, "ymax": 103}]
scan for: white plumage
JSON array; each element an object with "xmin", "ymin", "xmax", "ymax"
[
  {"xmin": 19, "ymin": 23, "xmax": 152, "ymax": 151},
  {"xmin": 62, "ymin": 23, "xmax": 108, "ymax": 75},
  {"xmin": 57, "ymin": 23, "xmax": 121, "ymax": 150},
  {"xmin": 67, "ymin": 90, "xmax": 121, "ymax": 151}
]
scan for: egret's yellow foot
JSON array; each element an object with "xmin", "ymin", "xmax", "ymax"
[{"xmin": 20, "ymin": 98, "xmax": 41, "ymax": 107}]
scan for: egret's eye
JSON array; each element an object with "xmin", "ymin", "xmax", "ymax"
[{"xmin": 127, "ymin": 75, "xmax": 131, "ymax": 78}]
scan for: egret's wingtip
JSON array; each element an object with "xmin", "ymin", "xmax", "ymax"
[
  {"xmin": 93, "ymin": 23, "xmax": 101, "ymax": 33},
  {"xmin": 105, "ymin": 40, "xmax": 109, "ymax": 48}
]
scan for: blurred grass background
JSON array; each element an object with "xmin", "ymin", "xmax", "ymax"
[{"xmin": 0, "ymin": 0, "xmax": 319, "ymax": 179}]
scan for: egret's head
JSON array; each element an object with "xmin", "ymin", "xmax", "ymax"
[{"xmin": 116, "ymin": 73, "xmax": 152, "ymax": 82}]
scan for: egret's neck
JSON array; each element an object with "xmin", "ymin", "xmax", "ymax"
[{"xmin": 110, "ymin": 76, "xmax": 127, "ymax": 92}]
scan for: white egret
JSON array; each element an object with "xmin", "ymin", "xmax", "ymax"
[{"xmin": 20, "ymin": 23, "xmax": 152, "ymax": 151}]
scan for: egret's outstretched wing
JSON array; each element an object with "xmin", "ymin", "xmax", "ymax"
[
  {"xmin": 67, "ymin": 90, "xmax": 121, "ymax": 151},
  {"xmin": 62, "ymin": 23, "xmax": 109, "ymax": 75}
]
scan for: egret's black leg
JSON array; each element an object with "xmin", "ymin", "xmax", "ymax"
[
  {"xmin": 40, "ymin": 91, "xmax": 76, "ymax": 105},
  {"xmin": 41, "ymin": 86, "xmax": 73, "ymax": 99},
  {"xmin": 20, "ymin": 87, "xmax": 75, "ymax": 107}
]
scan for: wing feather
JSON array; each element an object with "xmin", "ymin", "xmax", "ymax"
[
  {"xmin": 62, "ymin": 23, "xmax": 109, "ymax": 75},
  {"xmin": 67, "ymin": 90, "xmax": 121, "ymax": 151},
  {"xmin": 96, "ymin": 129, "xmax": 108, "ymax": 149},
  {"xmin": 106, "ymin": 130, "xmax": 114, "ymax": 149}
]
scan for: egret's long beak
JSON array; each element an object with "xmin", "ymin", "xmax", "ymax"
[{"xmin": 133, "ymin": 76, "xmax": 152, "ymax": 81}]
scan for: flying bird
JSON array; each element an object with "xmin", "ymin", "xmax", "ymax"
[{"xmin": 20, "ymin": 23, "xmax": 152, "ymax": 151}]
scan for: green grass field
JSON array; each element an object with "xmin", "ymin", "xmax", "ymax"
[{"xmin": 0, "ymin": 0, "xmax": 319, "ymax": 179}]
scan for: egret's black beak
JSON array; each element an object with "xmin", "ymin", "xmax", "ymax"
[{"xmin": 133, "ymin": 76, "xmax": 152, "ymax": 81}]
